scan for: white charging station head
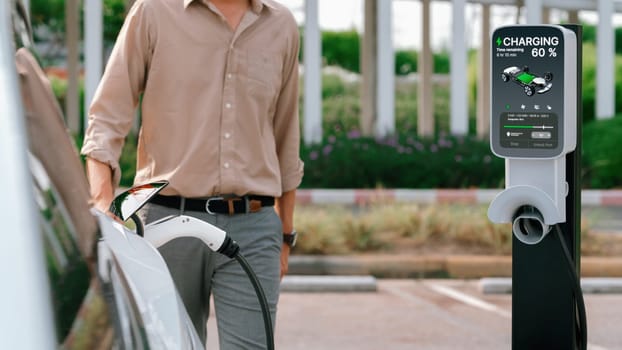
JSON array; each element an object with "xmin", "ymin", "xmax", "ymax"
[
  {"xmin": 487, "ymin": 25, "xmax": 578, "ymax": 244},
  {"xmin": 490, "ymin": 25, "xmax": 577, "ymax": 160}
]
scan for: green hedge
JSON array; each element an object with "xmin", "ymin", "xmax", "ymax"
[
  {"xmin": 300, "ymin": 132, "xmax": 504, "ymax": 189},
  {"xmin": 298, "ymin": 115, "xmax": 622, "ymax": 189},
  {"xmin": 321, "ymin": 30, "xmax": 360, "ymax": 73},
  {"xmin": 583, "ymin": 117, "xmax": 622, "ymax": 188}
]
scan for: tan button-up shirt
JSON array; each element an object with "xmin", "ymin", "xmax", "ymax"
[{"xmin": 81, "ymin": 0, "xmax": 304, "ymax": 198}]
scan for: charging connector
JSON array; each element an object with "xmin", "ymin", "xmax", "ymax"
[{"xmin": 512, "ymin": 205, "xmax": 551, "ymax": 245}]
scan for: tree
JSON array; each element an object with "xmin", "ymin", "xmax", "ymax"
[
  {"xmin": 103, "ymin": 0, "xmax": 127, "ymax": 44},
  {"xmin": 31, "ymin": 0, "xmax": 66, "ymax": 63},
  {"xmin": 29, "ymin": 0, "xmax": 127, "ymax": 64}
]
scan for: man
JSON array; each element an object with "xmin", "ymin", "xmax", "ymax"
[{"xmin": 81, "ymin": 0, "xmax": 303, "ymax": 347}]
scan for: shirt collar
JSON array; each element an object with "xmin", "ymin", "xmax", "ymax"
[{"xmin": 183, "ymin": 0, "xmax": 274, "ymax": 14}]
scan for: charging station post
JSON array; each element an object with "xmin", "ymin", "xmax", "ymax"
[{"xmin": 488, "ymin": 25, "xmax": 584, "ymax": 349}]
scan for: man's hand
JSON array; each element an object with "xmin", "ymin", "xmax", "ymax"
[
  {"xmin": 85, "ymin": 157, "xmax": 118, "ymax": 221},
  {"xmin": 276, "ymin": 190, "xmax": 296, "ymax": 280},
  {"xmin": 280, "ymin": 244, "xmax": 291, "ymax": 279}
]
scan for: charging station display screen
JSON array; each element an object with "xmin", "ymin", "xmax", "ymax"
[{"xmin": 491, "ymin": 26, "xmax": 566, "ymax": 158}]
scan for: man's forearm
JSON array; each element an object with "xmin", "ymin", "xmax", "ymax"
[
  {"xmin": 275, "ymin": 189, "xmax": 296, "ymax": 233},
  {"xmin": 85, "ymin": 157, "xmax": 115, "ymax": 212}
]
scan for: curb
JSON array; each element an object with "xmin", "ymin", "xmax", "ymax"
[
  {"xmin": 289, "ymin": 255, "xmax": 622, "ymax": 279},
  {"xmin": 281, "ymin": 275, "xmax": 377, "ymax": 293},
  {"xmin": 296, "ymin": 189, "xmax": 622, "ymax": 206},
  {"xmin": 479, "ymin": 277, "xmax": 622, "ymax": 294}
]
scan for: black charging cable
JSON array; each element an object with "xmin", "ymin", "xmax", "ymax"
[
  {"xmin": 235, "ymin": 254, "xmax": 275, "ymax": 350},
  {"xmin": 217, "ymin": 239, "xmax": 275, "ymax": 350},
  {"xmin": 554, "ymin": 224, "xmax": 587, "ymax": 350}
]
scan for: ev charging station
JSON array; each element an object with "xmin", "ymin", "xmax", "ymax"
[{"xmin": 488, "ymin": 25, "xmax": 586, "ymax": 349}]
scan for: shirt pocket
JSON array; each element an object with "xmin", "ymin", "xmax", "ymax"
[{"xmin": 246, "ymin": 49, "xmax": 283, "ymax": 101}]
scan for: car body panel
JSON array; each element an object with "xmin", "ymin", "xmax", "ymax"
[
  {"xmin": 0, "ymin": 1, "xmax": 57, "ymax": 348},
  {"xmin": 503, "ymin": 66, "xmax": 521, "ymax": 76},
  {"xmin": 30, "ymin": 154, "xmax": 91, "ymax": 341},
  {"xmin": 2, "ymin": 1, "xmax": 205, "ymax": 348},
  {"xmin": 94, "ymin": 210, "xmax": 204, "ymax": 349}
]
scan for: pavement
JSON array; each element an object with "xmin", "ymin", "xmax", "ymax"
[{"xmin": 205, "ymin": 279, "xmax": 622, "ymax": 350}]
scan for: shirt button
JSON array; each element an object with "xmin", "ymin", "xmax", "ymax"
[
  {"xmin": 224, "ymin": 162, "xmax": 230, "ymax": 169},
  {"xmin": 227, "ymin": 73, "xmax": 233, "ymax": 79},
  {"xmin": 224, "ymin": 132, "xmax": 231, "ymax": 139},
  {"xmin": 225, "ymin": 103, "xmax": 232, "ymax": 109}
]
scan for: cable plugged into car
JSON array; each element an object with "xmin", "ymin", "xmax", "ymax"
[{"xmin": 109, "ymin": 181, "xmax": 275, "ymax": 350}]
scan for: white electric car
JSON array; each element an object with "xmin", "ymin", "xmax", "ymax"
[{"xmin": 0, "ymin": 1, "xmax": 204, "ymax": 348}]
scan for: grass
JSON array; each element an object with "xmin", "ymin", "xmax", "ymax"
[{"xmin": 292, "ymin": 203, "xmax": 622, "ymax": 257}]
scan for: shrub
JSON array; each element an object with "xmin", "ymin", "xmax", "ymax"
[
  {"xmin": 577, "ymin": 43, "xmax": 622, "ymax": 124},
  {"xmin": 432, "ymin": 50, "xmax": 450, "ymax": 74},
  {"xmin": 300, "ymin": 132, "xmax": 504, "ymax": 189},
  {"xmin": 322, "ymin": 30, "xmax": 361, "ymax": 73},
  {"xmin": 319, "ymin": 72, "xmax": 453, "ymax": 136},
  {"xmin": 395, "ymin": 50, "xmax": 417, "ymax": 75},
  {"xmin": 293, "ymin": 204, "xmax": 513, "ymax": 255},
  {"xmin": 293, "ymin": 203, "xmax": 618, "ymax": 256},
  {"xmin": 48, "ymin": 75, "xmax": 86, "ymax": 135},
  {"xmin": 119, "ymin": 133, "xmax": 138, "ymax": 187},
  {"xmin": 583, "ymin": 116, "xmax": 622, "ymax": 188}
]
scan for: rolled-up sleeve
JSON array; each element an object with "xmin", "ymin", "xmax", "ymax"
[
  {"xmin": 273, "ymin": 19, "xmax": 304, "ymax": 193},
  {"xmin": 80, "ymin": 0, "xmax": 153, "ymax": 185}
]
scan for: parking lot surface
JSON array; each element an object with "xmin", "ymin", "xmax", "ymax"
[{"xmin": 206, "ymin": 279, "xmax": 622, "ymax": 349}]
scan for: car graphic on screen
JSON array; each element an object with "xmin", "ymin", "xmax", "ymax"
[{"xmin": 501, "ymin": 66, "xmax": 553, "ymax": 96}]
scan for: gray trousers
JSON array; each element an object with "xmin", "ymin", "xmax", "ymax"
[{"xmin": 139, "ymin": 203, "xmax": 282, "ymax": 349}]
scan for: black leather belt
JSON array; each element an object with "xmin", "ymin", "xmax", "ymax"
[{"xmin": 151, "ymin": 194, "xmax": 275, "ymax": 215}]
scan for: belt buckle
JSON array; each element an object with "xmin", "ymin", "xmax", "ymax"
[
  {"xmin": 225, "ymin": 196, "xmax": 245, "ymax": 215},
  {"xmin": 205, "ymin": 196, "xmax": 223, "ymax": 215}
]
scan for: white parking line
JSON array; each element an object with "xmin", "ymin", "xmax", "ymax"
[
  {"xmin": 426, "ymin": 282, "xmax": 609, "ymax": 350},
  {"xmin": 425, "ymin": 283, "xmax": 512, "ymax": 318},
  {"xmin": 589, "ymin": 345, "xmax": 610, "ymax": 350}
]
